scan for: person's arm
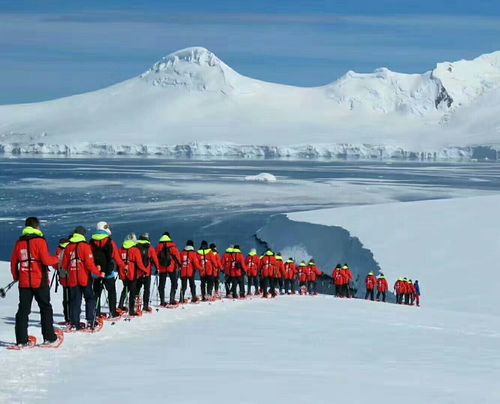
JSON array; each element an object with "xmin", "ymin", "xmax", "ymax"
[
  {"xmin": 133, "ymin": 248, "xmax": 148, "ymax": 274},
  {"xmin": 10, "ymin": 243, "xmax": 20, "ymax": 282},
  {"xmin": 192, "ymin": 252, "xmax": 203, "ymax": 271},
  {"xmin": 150, "ymin": 246, "xmax": 160, "ymax": 270},
  {"xmin": 83, "ymin": 244, "xmax": 104, "ymax": 278},
  {"xmin": 112, "ymin": 240, "xmax": 125, "ymax": 271},
  {"xmin": 38, "ymin": 239, "xmax": 59, "ymax": 268}
]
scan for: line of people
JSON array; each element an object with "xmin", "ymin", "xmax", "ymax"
[{"xmin": 364, "ymin": 272, "xmax": 420, "ymax": 305}]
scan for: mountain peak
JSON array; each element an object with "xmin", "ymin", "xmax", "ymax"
[{"xmin": 140, "ymin": 47, "xmax": 243, "ymax": 92}]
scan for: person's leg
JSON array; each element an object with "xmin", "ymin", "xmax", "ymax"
[
  {"xmin": 63, "ymin": 286, "xmax": 71, "ymax": 322},
  {"xmin": 158, "ymin": 273, "xmax": 166, "ymax": 304},
  {"xmin": 214, "ymin": 274, "xmax": 219, "ymax": 295},
  {"xmin": 83, "ymin": 284, "xmax": 97, "ymax": 325},
  {"xmin": 189, "ymin": 276, "xmax": 197, "ymax": 301},
  {"xmin": 128, "ymin": 280, "xmax": 138, "ymax": 314},
  {"xmin": 382, "ymin": 292, "xmax": 386, "ymax": 302},
  {"xmin": 70, "ymin": 286, "xmax": 83, "ymax": 328},
  {"xmin": 180, "ymin": 277, "xmax": 187, "ymax": 302},
  {"xmin": 239, "ymin": 276, "xmax": 245, "ymax": 297},
  {"xmin": 261, "ymin": 277, "xmax": 268, "ymax": 297},
  {"xmin": 142, "ymin": 276, "xmax": 151, "ymax": 310},
  {"xmin": 201, "ymin": 276, "xmax": 207, "ymax": 300},
  {"xmin": 104, "ymin": 277, "xmax": 118, "ymax": 316},
  {"xmin": 33, "ymin": 284, "xmax": 57, "ymax": 342},
  {"xmin": 15, "ymin": 288, "xmax": 34, "ymax": 344},
  {"xmin": 169, "ymin": 271, "xmax": 178, "ymax": 304},
  {"xmin": 118, "ymin": 281, "xmax": 128, "ymax": 309},
  {"xmin": 93, "ymin": 278, "xmax": 102, "ymax": 316},
  {"xmin": 207, "ymin": 276, "xmax": 214, "ymax": 296},
  {"xmin": 247, "ymin": 276, "xmax": 252, "ymax": 295}
]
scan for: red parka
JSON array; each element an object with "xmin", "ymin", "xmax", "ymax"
[
  {"xmin": 136, "ymin": 240, "xmax": 160, "ymax": 277},
  {"xmin": 307, "ymin": 264, "xmax": 322, "ymax": 281},
  {"xmin": 298, "ymin": 264, "xmax": 308, "ymax": 283},
  {"xmin": 245, "ymin": 253, "xmax": 260, "ymax": 277},
  {"xmin": 274, "ymin": 256, "xmax": 285, "ymax": 279},
  {"xmin": 376, "ymin": 277, "xmax": 389, "ymax": 292},
  {"xmin": 180, "ymin": 247, "xmax": 203, "ymax": 278},
  {"xmin": 333, "ymin": 268, "xmax": 344, "ymax": 286},
  {"xmin": 10, "ymin": 227, "xmax": 58, "ymax": 289},
  {"xmin": 284, "ymin": 260, "xmax": 297, "ymax": 280},
  {"xmin": 365, "ymin": 274, "xmax": 376, "ymax": 290},
  {"xmin": 62, "ymin": 234, "xmax": 103, "ymax": 287},
  {"xmin": 89, "ymin": 235, "xmax": 125, "ymax": 274},
  {"xmin": 119, "ymin": 241, "xmax": 148, "ymax": 281},
  {"xmin": 211, "ymin": 250, "xmax": 223, "ymax": 277},
  {"xmin": 341, "ymin": 267, "xmax": 353, "ymax": 285},
  {"xmin": 197, "ymin": 248, "xmax": 218, "ymax": 277},
  {"xmin": 156, "ymin": 238, "xmax": 181, "ymax": 274},
  {"xmin": 259, "ymin": 254, "xmax": 277, "ymax": 278}
]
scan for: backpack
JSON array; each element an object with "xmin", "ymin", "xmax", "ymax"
[
  {"xmin": 137, "ymin": 243, "xmax": 150, "ymax": 268},
  {"xmin": 91, "ymin": 238, "xmax": 114, "ymax": 275},
  {"xmin": 232, "ymin": 253, "xmax": 243, "ymax": 270},
  {"xmin": 158, "ymin": 243, "xmax": 172, "ymax": 267}
]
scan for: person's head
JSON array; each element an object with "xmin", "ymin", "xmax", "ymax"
[
  {"xmin": 25, "ymin": 216, "xmax": 40, "ymax": 229},
  {"xmin": 59, "ymin": 237, "xmax": 69, "ymax": 246},
  {"xmin": 249, "ymin": 248, "xmax": 257, "ymax": 254},
  {"xmin": 336, "ymin": 264, "xmax": 341, "ymax": 269},
  {"xmin": 73, "ymin": 226, "xmax": 87, "ymax": 237},
  {"xmin": 200, "ymin": 240, "xmax": 208, "ymax": 249},
  {"xmin": 209, "ymin": 243, "xmax": 217, "ymax": 251},
  {"xmin": 96, "ymin": 221, "xmax": 111, "ymax": 235},
  {"xmin": 163, "ymin": 231, "xmax": 170, "ymax": 237},
  {"xmin": 125, "ymin": 232, "xmax": 137, "ymax": 243},
  {"xmin": 139, "ymin": 232, "xmax": 150, "ymax": 241},
  {"xmin": 368, "ymin": 271, "xmax": 374, "ymax": 275},
  {"xmin": 265, "ymin": 249, "xmax": 273, "ymax": 256},
  {"xmin": 309, "ymin": 259, "xmax": 315, "ymax": 265},
  {"xmin": 234, "ymin": 244, "xmax": 240, "ymax": 250},
  {"xmin": 186, "ymin": 240, "xmax": 194, "ymax": 247},
  {"xmin": 288, "ymin": 257, "xmax": 294, "ymax": 262}
]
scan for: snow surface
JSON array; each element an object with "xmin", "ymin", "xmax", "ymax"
[
  {"xmin": 1, "ymin": 195, "xmax": 500, "ymax": 403},
  {"xmin": 1, "ymin": 47, "xmax": 500, "ymax": 158},
  {"xmin": 244, "ymin": 172, "xmax": 277, "ymax": 182}
]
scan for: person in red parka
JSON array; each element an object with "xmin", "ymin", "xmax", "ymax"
[
  {"xmin": 332, "ymin": 264, "xmax": 343, "ymax": 297},
  {"xmin": 298, "ymin": 261, "xmax": 308, "ymax": 294},
  {"xmin": 246, "ymin": 248, "xmax": 260, "ymax": 295},
  {"xmin": 307, "ymin": 259, "xmax": 322, "ymax": 295},
  {"xmin": 210, "ymin": 243, "xmax": 223, "ymax": 297},
  {"xmin": 10, "ymin": 217, "xmax": 60, "ymax": 346},
  {"xmin": 197, "ymin": 240, "xmax": 218, "ymax": 301},
  {"xmin": 135, "ymin": 233, "xmax": 160, "ymax": 312},
  {"xmin": 284, "ymin": 258, "xmax": 296, "ymax": 294},
  {"xmin": 62, "ymin": 226, "xmax": 105, "ymax": 329},
  {"xmin": 180, "ymin": 240, "xmax": 203, "ymax": 303},
  {"xmin": 365, "ymin": 271, "xmax": 377, "ymax": 301},
  {"xmin": 376, "ymin": 274, "xmax": 389, "ymax": 302},
  {"xmin": 118, "ymin": 233, "xmax": 148, "ymax": 315},
  {"xmin": 274, "ymin": 253, "xmax": 285, "ymax": 294},
  {"xmin": 90, "ymin": 221, "xmax": 125, "ymax": 318},
  {"xmin": 156, "ymin": 231, "xmax": 181, "ymax": 306},
  {"xmin": 55, "ymin": 237, "xmax": 70, "ymax": 323},
  {"xmin": 228, "ymin": 245, "xmax": 247, "ymax": 298},
  {"xmin": 222, "ymin": 245, "xmax": 235, "ymax": 298},
  {"xmin": 341, "ymin": 264, "xmax": 353, "ymax": 298},
  {"xmin": 259, "ymin": 250, "xmax": 277, "ymax": 297}
]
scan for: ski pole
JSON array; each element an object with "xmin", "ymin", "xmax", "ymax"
[
  {"xmin": 0, "ymin": 280, "xmax": 17, "ymax": 298},
  {"xmin": 55, "ymin": 272, "xmax": 60, "ymax": 294},
  {"xmin": 49, "ymin": 270, "xmax": 57, "ymax": 290}
]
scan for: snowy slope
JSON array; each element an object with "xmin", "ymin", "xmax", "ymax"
[
  {"xmin": 1, "ymin": 196, "xmax": 500, "ymax": 403},
  {"xmin": 1, "ymin": 47, "xmax": 500, "ymax": 158},
  {"xmin": 280, "ymin": 195, "xmax": 500, "ymax": 316}
]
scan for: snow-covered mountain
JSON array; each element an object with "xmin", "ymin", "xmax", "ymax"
[{"xmin": 1, "ymin": 47, "xmax": 500, "ymax": 159}]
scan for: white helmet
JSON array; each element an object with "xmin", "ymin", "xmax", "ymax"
[{"xmin": 97, "ymin": 221, "xmax": 111, "ymax": 235}]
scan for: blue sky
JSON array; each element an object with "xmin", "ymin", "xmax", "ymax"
[{"xmin": 1, "ymin": 0, "xmax": 499, "ymax": 104}]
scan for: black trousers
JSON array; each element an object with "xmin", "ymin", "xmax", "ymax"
[
  {"xmin": 137, "ymin": 276, "xmax": 151, "ymax": 309},
  {"xmin": 181, "ymin": 276, "xmax": 196, "ymax": 301},
  {"xmin": 159, "ymin": 271, "xmax": 178, "ymax": 304},
  {"xmin": 62, "ymin": 285, "xmax": 71, "ymax": 322},
  {"xmin": 279, "ymin": 277, "xmax": 285, "ymax": 293},
  {"xmin": 118, "ymin": 280, "xmax": 128, "ymax": 309},
  {"xmin": 342, "ymin": 284, "xmax": 350, "ymax": 298},
  {"xmin": 207, "ymin": 275, "xmax": 216, "ymax": 296},
  {"xmin": 93, "ymin": 277, "xmax": 118, "ymax": 316},
  {"xmin": 307, "ymin": 281, "xmax": 317, "ymax": 294},
  {"xmin": 284, "ymin": 279, "xmax": 293, "ymax": 293},
  {"xmin": 224, "ymin": 274, "xmax": 232, "ymax": 297},
  {"xmin": 376, "ymin": 291, "xmax": 386, "ymax": 302},
  {"xmin": 15, "ymin": 285, "xmax": 56, "ymax": 344},
  {"xmin": 365, "ymin": 288, "xmax": 375, "ymax": 300},
  {"xmin": 213, "ymin": 274, "xmax": 220, "ymax": 294},
  {"xmin": 269, "ymin": 278, "xmax": 276, "ymax": 297},
  {"xmin": 231, "ymin": 275, "xmax": 245, "ymax": 298},
  {"xmin": 247, "ymin": 276, "xmax": 259, "ymax": 294},
  {"xmin": 70, "ymin": 284, "xmax": 96, "ymax": 327},
  {"xmin": 260, "ymin": 277, "xmax": 269, "ymax": 296},
  {"xmin": 201, "ymin": 276, "xmax": 213, "ymax": 298}
]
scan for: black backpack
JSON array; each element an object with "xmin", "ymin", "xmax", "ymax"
[
  {"xmin": 91, "ymin": 238, "xmax": 114, "ymax": 275},
  {"xmin": 158, "ymin": 242, "xmax": 172, "ymax": 267},
  {"xmin": 136, "ymin": 243, "xmax": 151, "ymax": 268}
]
